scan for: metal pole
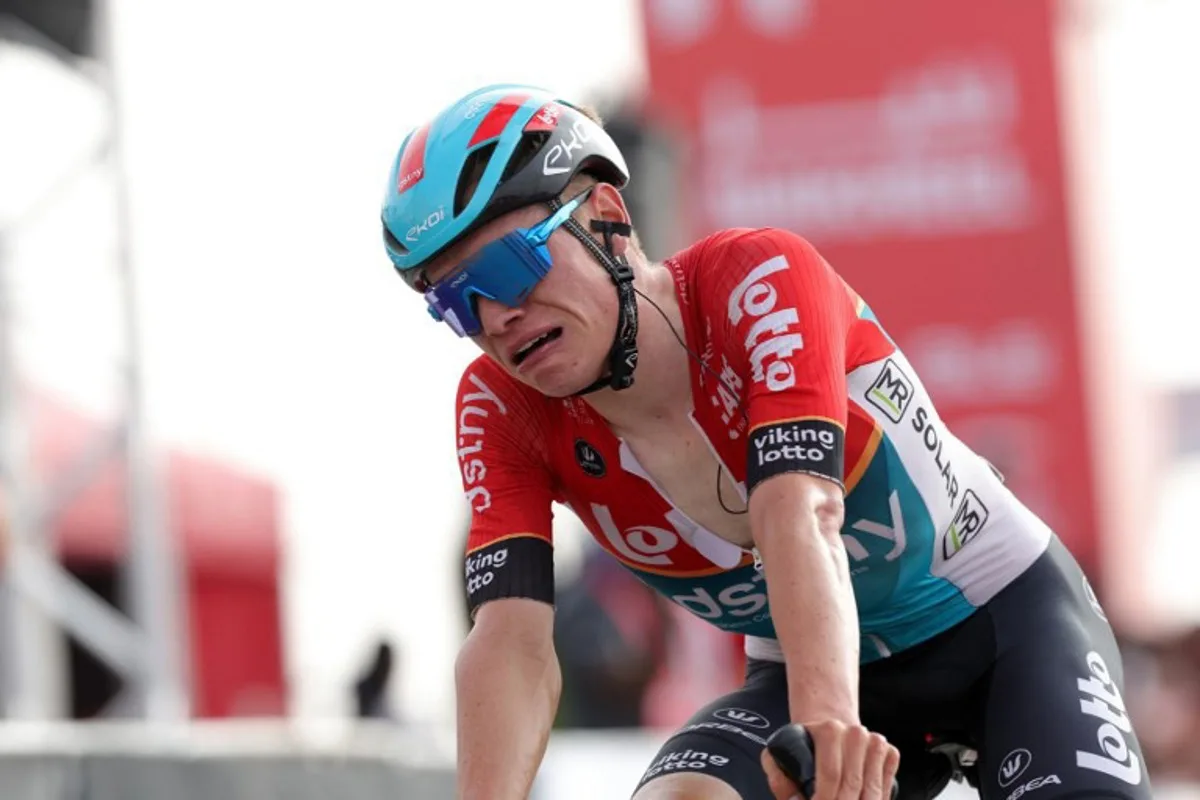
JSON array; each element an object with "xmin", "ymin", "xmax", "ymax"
[
  {"xmin": 94, "ymin": 0, "xmax": 190, "ymax": 721},
  {"xmin": 0, "ymin": 233, "xmax": 67, "ymax": 720}
]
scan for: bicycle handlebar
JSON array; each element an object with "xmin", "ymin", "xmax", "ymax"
[{"xmin": 765, "ymin": 724, "xmax": 899, "ymax": 800}]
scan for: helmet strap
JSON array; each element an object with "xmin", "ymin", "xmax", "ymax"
[{"xmin": 556, "ymin": 212, "xmax": 639, "ymax": 396}]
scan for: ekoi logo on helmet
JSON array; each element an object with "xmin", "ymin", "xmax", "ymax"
[
  {"xmin": 406, "ymin": 206, "xmax": 445, "ymax": 242},
  {"xmin": 543, "ymin": 119, "xmax": 595, "ymax": 176}
]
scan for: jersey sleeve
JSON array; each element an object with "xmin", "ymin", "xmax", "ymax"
[
  {"xmin": 455, "ymin": 359, "xmax": 556, "ymax": 617},
  {"xmin": 712, "ymin": 229, "xmax": 858, "ymax": 496}
]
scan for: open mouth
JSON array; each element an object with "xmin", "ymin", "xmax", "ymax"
[{"xmin": 512, "ymin": 328, "xmax": 563, "ymax": 366}]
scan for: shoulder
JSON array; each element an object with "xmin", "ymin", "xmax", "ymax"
[
  {"xmin": 456, "ymin": 354, "xmax": 549, "ymax": 412},
  {"xmin": 672, "ymin": 227, "xmax": 834, "ymax": 286},
  {"xmin": 456, "ymin": 355, "xmax": 513, "ymax": 404},
  {"xmin": 670, "ymin": 228, "xmax": 850, "ymax": 325},
  {"xmin": 455, "ymin": 356, "xmax": 557, "ymax": 445}
]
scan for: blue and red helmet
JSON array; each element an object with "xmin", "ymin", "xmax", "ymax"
[{"xmin": 381, "ymin": 84, "xmax": 630, "ymax": 288}]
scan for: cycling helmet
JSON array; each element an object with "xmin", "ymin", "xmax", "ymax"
[
  {"xmin": 380, "ymin": 84, "xmax": 640, "ymax": 394},
  {"xmin": 382, "ymin": 84, "xmax": 629, "ymax": 284}
]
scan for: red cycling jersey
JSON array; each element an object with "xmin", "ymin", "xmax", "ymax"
[{"xmin": 456, "ymin": 226, "xmax": 1049, "ymax": 662}]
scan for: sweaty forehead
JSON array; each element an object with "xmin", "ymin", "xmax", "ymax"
[{"xmin": 424, "ymin": 204, "xmax": 550, "ymax": 283}]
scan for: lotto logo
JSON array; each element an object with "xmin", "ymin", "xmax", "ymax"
[
  {"xmin": 726, "ymin": 255, "xmax": 804, "ymax": 391},
  {"xmin": 1076, "ymin": 651, "xmax": 1142, "ymax": 785},
  {"xmin": 592, "ymin": 504, "xmax": 683, "ymax": 566},
  {"xmin": 464, "ymin": 547, "xmax": 509, "ymax": 596},
  {"xmin": 747, "ymin": 418, "xmax": 844, "ymax": 491},
  {"xmin": 641, "ymin": 749, "xmax": 730, "ymax": 781}
]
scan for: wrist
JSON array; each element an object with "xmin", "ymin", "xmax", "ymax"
[{"xmin": 788, "ymin": 683, "xmax": 859, "ymax": 726}]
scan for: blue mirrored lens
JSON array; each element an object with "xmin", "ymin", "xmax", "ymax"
[{"xmin": 423, "ymin": 188, "xmax": 592, "ymax": 337}]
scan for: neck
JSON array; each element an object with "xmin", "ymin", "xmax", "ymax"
[{"xmin": 583, "ymin": 264, "xmax": 693, "ymax": 437}]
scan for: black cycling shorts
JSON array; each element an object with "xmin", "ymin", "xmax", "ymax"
[{"xmin": 633, "ymin": 536, "xmax": 1152, "ymax": 799}]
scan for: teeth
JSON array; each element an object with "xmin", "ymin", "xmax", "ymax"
[
  {"xmin": 517, "ymin": 332, "xmax": 551, "ymax": 358},
  {"xmin": 515, "ymin": 331, "xmax": 558, "ymax": 364}
]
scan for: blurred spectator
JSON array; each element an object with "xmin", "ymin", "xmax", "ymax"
[
  {"xmin": 553, "ymin": 540, "xmax": 672, "ymax": 729},
  {"xmin": 352, "ymin": 639, "xmax": 398, "ymax": 721},
  {"xmin": 587, "ymin": 92, "xmax": 684, "ymax": 263},
  {"xmin": 640, "ymin": 606, "xmax": 744, "ymax": 731},
  {"xmin": 1119, "ymin": 625, "xmax": 1200, "ymax": 782}
]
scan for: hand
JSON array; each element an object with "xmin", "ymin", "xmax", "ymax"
[{"xmin": 760, "ymin": 720, "xmax": 900, "ymax": 799}]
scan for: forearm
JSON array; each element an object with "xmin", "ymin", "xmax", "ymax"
[
  {"xmin": 753, "ymin": 480, "xmax": 859, "ymax": 725},
  {"xmin": 455, "ymin": 623, "xmax": 561, "ymax": 799}
]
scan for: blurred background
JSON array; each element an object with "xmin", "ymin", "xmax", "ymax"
[{"xmin": 0, "ymin": 0, "xmax": 1197, "ymax": 797}]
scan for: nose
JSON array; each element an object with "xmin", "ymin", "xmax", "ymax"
[{"xmin": 476, "ymin": 296, "xmax": 524, "ymax": 337}]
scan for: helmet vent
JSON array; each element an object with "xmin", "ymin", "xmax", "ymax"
[
  {"xmin": 454, "ymin": 142, "xmax": 498, "ymax": 216},
  {"xmin": 382, "ymin": 219, "xmax": 409, "ymax": 255},
  {"xmin": 501, "ymin": 131, "xmax": 551, "ymax": 183}
]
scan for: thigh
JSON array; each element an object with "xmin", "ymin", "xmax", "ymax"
[
  {"xmin": 858, "ymin": 622, "xmax": 993, "ymax": 800},
  {"xmin": 632, "ymin": 659, "xmax": 790, "ymax": 800},
  {"xmin": 975, "ymin": 537, "xmax": 1152, "ymax": 799},
  {"xmin": 633, "ymin": 656, "xmax": 962, "ymax": 800}
]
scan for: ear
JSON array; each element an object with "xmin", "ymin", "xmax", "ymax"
[{"xmin": 587, "ymin": 182, "xmax": 633, "ymax": 258}]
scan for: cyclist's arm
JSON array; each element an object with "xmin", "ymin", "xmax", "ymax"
[
  {"xmin": 713, "ymin": 228, "xmax": 875, "ymax": 725},
  {"xmin": 456, "ymin": 598, "xmax": 559, "ymax": 800},
  {"xmin": 451, "ymin": 363, "xmax": 558, "ymax": 798},
  {"xmin": 751, "ymin": 473, "xmax": 858, "ymax": 725}
]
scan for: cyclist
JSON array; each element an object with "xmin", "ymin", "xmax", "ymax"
[{"xmin": 380, "ymin": 84, "xmax": 1152, "ymax": 800}]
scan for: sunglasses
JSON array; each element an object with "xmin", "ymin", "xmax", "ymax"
[{"xmin": 424, "ymin": 188, "xmax": 593, "ymax": 337}]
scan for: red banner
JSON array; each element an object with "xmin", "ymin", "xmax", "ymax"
[{"xmin": 642, "ymin": 0, "xmax": 1101, "ymax": 573}]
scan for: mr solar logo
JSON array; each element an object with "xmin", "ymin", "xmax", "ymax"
[
  {"xmin": 911, "ymin": 407, "xmax": 963, "ymax": 510},
  {"xmin": 543, "ymin": 119, "xmax": 594, "ymax": 176},
  {"xmin": 866, "ymin": 359, "xmax": 914, "ymax": 423},
  {"xmin": 726, "ymin": 255, "xmax": 804, "ymax": 391},
  {"xmin": 944, "ymin": 489, "xmax": 989, "ymax": 559}
]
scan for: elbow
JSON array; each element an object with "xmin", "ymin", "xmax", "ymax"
[
  {"xmin": 456, "ymin": 605, "xmax": 560, "ymax": 695},
  {"xmin": 811, "ymin": 491, "xmax": 848, "ymax": 573},
  {"xmin": 455, "ymin": 628, "xmax": 563, "ymax": 714},
  {"xmin": 454, "ymin": 627, "xmax": 484, "ymax": 691},
  {"xmin": 750, "ymin": 473, "xmax": 846, "ymax": 550},
  {"xmin": 544, "ymin": 650, "xmax": 563, "ymax": 707},
  {"xmin": 813, "ymin": 492, "xmax": 845, "ymax": 543}
]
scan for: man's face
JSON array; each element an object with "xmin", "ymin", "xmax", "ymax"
[{"xmin": 421, "ymin": 197, "xmax": 619, "ymax": 397}]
